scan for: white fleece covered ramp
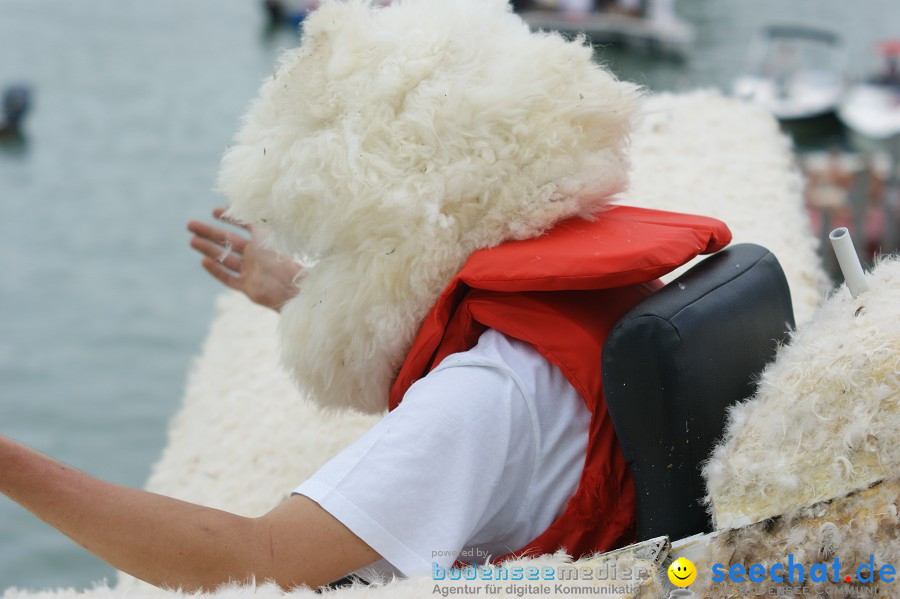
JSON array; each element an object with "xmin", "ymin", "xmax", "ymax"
[
  {"xmin": 705, "ymin": 256, "xmax": 900, "ymax": 530},
  {"xmin": 620, "ymin": 90, "xmax": 830, "ymax": 325},
  {"xmin": 3, "ymin": 89, "xmax": 837, "ymax": 599},
  {"xmin": 662, "ymin": 256, "xmax": 900, "ymax": 598}
]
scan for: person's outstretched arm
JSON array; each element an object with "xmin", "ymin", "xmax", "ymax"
[
  {"xmin": 0, "ymin": 435, "xmax": 380, "ymax": 591},
  {"xmin": 188, "ymin": 207, "xmax": 304, "ymax": 312}
]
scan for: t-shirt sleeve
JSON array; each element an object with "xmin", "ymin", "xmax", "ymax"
[{"xmin": 293, "ymin": 358, "xmax": 538, "ymax": 578}]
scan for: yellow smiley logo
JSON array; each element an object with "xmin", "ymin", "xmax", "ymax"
[{"xmin": 667, "ymin": 557, "xmax": 697, "ymax": 587}]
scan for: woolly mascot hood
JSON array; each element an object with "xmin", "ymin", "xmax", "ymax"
[{"xmin": 218, "ymin": 0, "xmax": 640, "ymax": 413}]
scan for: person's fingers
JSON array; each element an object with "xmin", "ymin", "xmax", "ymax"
[
  {"xmin": 190, "ymin": 236, "xmax": 243, "ymax": 273},
  {"xmin": 187, "ymin": 220, "xmax": 248, "ymax": 254},
  {"xmin": 187, "ymin": 219, "xmax": 238, "ymax": 248},
  {"xmin": 201, "ymin": 258, "xmax": 243, "ymax": 292},
  {"xmin": 190, "ymin": 236, "xmax": 242, "ymax": 272},
  {"xmin": 213, "ymin": 206, "xmax": 251, "ymax": 230}
]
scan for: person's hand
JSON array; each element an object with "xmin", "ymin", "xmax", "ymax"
[{"xmin": 188, "ymin": 207, "xmax": 304, "ymax": 312}]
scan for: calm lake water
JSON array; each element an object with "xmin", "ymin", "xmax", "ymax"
[{"xmin": 0, "ymin": 0, "xmax": 897, "ymax": 591}]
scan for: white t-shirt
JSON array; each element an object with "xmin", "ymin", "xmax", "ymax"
[{"xmin": 293, "ymin": 329, "xmax": 589, "ymax": 581}]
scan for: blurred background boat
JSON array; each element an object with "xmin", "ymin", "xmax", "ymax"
[
  {"xmin": 732, "ymin": 25, "xmax": 846, "ymax": 123},
  {"xmin": 262, "ymin": 0, "xmax": 695, "ymax": 58},
  {"xmin": 0, "ymin": 84, "xmax": 31, "ymax": 138},
  {"xmin": 515, "ymin": 0, "xmax": 694, "ymax": 59},
  {"xmin": 262, "ymin": 0, "xmax": 316, "ymax": 28},
  {"xmin": 838, "ymin": 40, "xmax": 900, "ymax": 149},
  {"xmin": 832, "ymin": 39, "xmax": 900, "ymax": 264},
  {"xmin": 263, "ymin": 0, "xmax": 392, "ymax": 29}
]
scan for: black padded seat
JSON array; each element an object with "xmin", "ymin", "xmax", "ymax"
[{"xmin": 601, "ymin": 243, "xmax": 795, "ymax": 541}]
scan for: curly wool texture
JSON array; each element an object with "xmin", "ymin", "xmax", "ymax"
[
  {"xmin": 705, "ymin": 257, "xmax": 900, "ymax": 530},
  {"xmin": 686, "ymin": 478, "xmax": 900, "ymax": 598},
  {"xmin": 217, "ymin": 0, "xmax": 639, "ymax": 413}
]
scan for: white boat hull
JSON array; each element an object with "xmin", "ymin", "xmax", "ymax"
[
  {"xmin": 733, "ymin": 73, "xmax": 843, "ymax": 121},
  {"xmin": 520, "ymin": 10, "xmax": 693, "ymax": 58},
  {"xmin": 838, "ymin": 83, "xmax": 900, "ymax": 141}
]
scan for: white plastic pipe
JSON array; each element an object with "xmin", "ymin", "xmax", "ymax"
[{"xmin": 829, "ymin": 227, "xmax": 869, "ymax": 298}]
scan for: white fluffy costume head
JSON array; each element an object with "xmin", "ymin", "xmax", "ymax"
[{"xmin": 218, "ymin": 0, "xmax": 640, "ymax": 413}]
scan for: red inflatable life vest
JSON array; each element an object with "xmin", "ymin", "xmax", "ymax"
[{"xmin": 389, "ymin": 205, "xmax": 731, "ymax": 561}]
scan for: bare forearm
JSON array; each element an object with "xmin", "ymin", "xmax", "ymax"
[{"xmin": 0, "ymin": 436, "xmax": 260, "ymax": 591}]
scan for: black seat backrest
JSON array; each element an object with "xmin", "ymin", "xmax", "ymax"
[{"xmin": 601, "ymin": 244, "xmax": 795, "ymax": 541}]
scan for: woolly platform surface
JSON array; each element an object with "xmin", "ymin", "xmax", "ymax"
[
  {"xmin": 620, "ymin": 90, "xmax": 830, "ymax": 326},
  {"xmin": 680, "ymin": 477, "xmax": 900, "ymax": 599},
  {"xmin": 3, "ymin": 91, "xmax": 833, "ymax": 598},
  {"xmin": 705, "ymin": 256, "xmax": 900, "ymax": 530}
]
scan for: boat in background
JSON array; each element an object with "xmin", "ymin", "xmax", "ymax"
[
  {"xmin": 838, "ymin": 39, "xmax": 900, "ymax": 154},
  {"xmin": 732, "ymin": 25, "xmax": 845, "ymax": 123},
  {"xmin": 261, "ymin": 0, "xmax": 693, "ymax": 57},
  {"xmin": 837, "ymin": 40, "xmax": 900, "ymax": 255},
  {"xmin": 517, "ymin": 0, "xmax": 694, "ymax": 60},
  {"xmin": 263, "ymin": 0, "xmax": 317, "ymax": 29},
  {"xmin": 264, "ymin": 0, "xmax": 395, "ymax": 29}
]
